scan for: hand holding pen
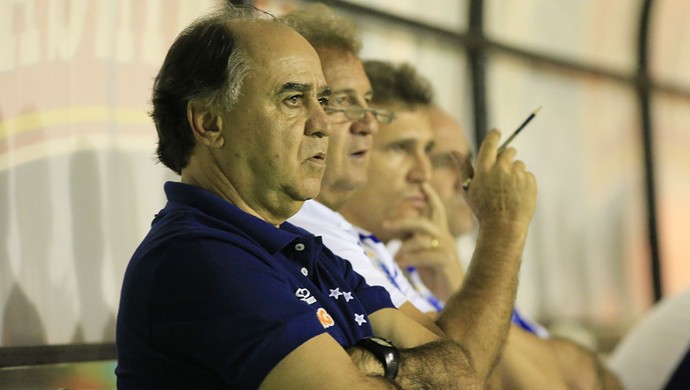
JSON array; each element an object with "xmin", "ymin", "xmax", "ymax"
[{"xmin": 462, "ymin": 106, "xmax": 541, "ymax": 190}]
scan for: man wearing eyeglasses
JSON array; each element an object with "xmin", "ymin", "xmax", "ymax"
[
  {"xmin": 282, "ymin": 6, "xmax": 448, "ymax": 323},
  {"xmin": 280, "ymin": 4, "xmax": 543, "ymax": 388}
]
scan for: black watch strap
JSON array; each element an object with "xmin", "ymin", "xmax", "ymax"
[{"xmin": 355, "ymin": 336, "xmax": 400, "ymax": 380}]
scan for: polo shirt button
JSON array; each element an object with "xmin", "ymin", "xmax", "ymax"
[
  {"xmin": 295, "ymin": 243, "xmax": 305, "ymax": 251},
  {"xmin": 301, "ymin": 267, "xmax": 308, "ymax": 276}
]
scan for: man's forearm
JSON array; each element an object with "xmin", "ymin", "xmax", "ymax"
[
  {"xmin": 435, "ymin": 225, "xmax": 528, "ymax": 380},
  {"xmin": 350, "ymin": 340, "xmax": 482, "ymax": 389}
]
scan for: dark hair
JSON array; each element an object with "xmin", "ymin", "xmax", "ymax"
[
  {"xmin": 151, "ymin": 6, "xmax": 265, "ymax": 174},
  {"xmin": 278, "ymin": 3, "xmax": 362, "ymax": 55},
  {"xmin": 363, "ymin": 60, "xmax": 434, "ymax": 108}
]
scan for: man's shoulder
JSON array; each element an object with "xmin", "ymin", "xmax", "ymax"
[
  {"xmin": 291, "ymin": 200, "xmax": 343, "ymax": 225},
  {"xmin": 290, "ymin": 201, "xmax": 358, "ymax": 241}
]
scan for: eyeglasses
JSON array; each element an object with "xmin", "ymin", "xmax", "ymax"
[{"xmin": 324, "ymin": 104, "xmax": 396, "ymax": 124}]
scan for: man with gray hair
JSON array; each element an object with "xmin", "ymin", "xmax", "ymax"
[{"xmin": 116, "ymin": 4, "xmax": 535, "ymax": 389}]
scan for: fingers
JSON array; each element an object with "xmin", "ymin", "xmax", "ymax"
[
  {"xmin": 474, "ymin": 129, "xmax": 501, "ymax": 172},
  {"xmin": 383, "ymin": 217, "xmax": 438, "ymax": 240},
  {"xmin": 497, "ymin": 146, "xmax": 517, "ymax": 163},
  {"xmin": 394, "ymin": 235, "xmax": 451, "ymax": 269},
  {"xmin": 512, "ymin": 159, "xmax": 526, "ymax": 173},
  {"xmin": 465, "ymin": 129, "xmax": 537, "ymax": 230},
  {"xmin": 421, "ymin": 182, "xmax": 447, "ymax": 226},
  {"xmin": 397, "ymin": 235, "xmax": 438, "ymax": 256}
]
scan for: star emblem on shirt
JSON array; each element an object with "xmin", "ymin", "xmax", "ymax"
[
  {"xmin": 342, "ymin": 291, "xmax": 353, "ymax": 302},
  {"xmin": 329, "ymin": 288, "xmax": 343, "ymax": 299},
  {"xmin": 354, "ymin": 313, "xmax": 367, "ymax": 326}
]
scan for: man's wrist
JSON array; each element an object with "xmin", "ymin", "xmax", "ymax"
[
  {"xmin": 348, "ymin": 346, "xmax": 385, "ymax": 376},
  {"xmin": 355, "ymin": 336, "xmax": 400, "ymax": 380}
]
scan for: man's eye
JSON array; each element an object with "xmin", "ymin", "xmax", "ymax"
[
  {"xmin": 318, "ymin": 96, "xmax": 330, "ymax": 107},
  {"xmin": 431, "ymin": 154, "xmax": 453, "ymax": 169},
  {"xmin": 389, "ymin": 143, "xmax": 405, "ymax": 152},
  {"xmin": 285, "ymin": 95, "xmax": 301, "ymax": 106},
  {"xmin": 329, "ymin": 95, "xmax": 349, "ymax": 108}
]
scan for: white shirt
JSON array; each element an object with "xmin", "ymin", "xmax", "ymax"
[
  {"xmin": 289, "ymin": 200, "xmax": 436, "ymax": 313},
  {"xmin": 608, "ymin": 287, "xmax": 690, "ymax": 390}
]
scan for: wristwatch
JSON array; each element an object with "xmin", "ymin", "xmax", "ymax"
[{"xmin": 355, "ymin": 336, "xmax": 400, "ymax": 380}]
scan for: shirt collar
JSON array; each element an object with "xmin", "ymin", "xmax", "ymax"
[
  {"xmin": 298, "ymin": 200, "xmax": 355, "ymax": 231},
  {"xmin": 164, "ymin": 181, "xmax": 304, "ymax": 254}
]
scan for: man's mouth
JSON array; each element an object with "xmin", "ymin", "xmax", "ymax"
[
  {"xmin": 309, "ymin": 152, "xmax": 327, "ymax": 164},
  {"xmin": 350, "ymin": 148, "xmax": 368, "ymax": 158},
  {"xmin": 406, "ymin": 194, "xmax": 428, "ymax": 208}
]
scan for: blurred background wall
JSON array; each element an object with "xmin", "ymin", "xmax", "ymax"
[{"xmin": 1, "ymin": 0, "xmax": 689, "ymax": 373}]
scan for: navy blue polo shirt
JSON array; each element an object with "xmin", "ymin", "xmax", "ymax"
[{"xmin": 116, "ymin": 182, "xmax": 394, "ymax": 389}]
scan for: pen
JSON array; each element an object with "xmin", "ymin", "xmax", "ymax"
[{"xmin": 463, "ymin": 106, "xmax": 541, "ymax": 190}]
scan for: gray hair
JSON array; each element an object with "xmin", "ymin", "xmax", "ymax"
[{"xmin": 278, "ymin": 3, "xmax": 362, "ymax": 55}]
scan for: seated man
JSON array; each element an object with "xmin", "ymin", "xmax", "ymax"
[
  {"xmin": 397, "ymin": 105, "xmax": 548, "ymax": 337},
  {"xmin": 350, "ymin": 59, "xmax": 621, "ymax": 389},
  {"xmin": 116, "ymin": 4, "xmax": 537, "ymax": 389}
]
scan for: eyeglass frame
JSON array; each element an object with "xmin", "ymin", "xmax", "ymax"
[{"xmin": 324, "ymin": 104, "xmax": 396, "ymax": 124}]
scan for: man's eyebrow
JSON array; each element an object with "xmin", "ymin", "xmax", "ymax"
[
  {"xmin": 426, "ymin": 140, "xmax": 436, "ymax": 151},
  {"xmin": 278, "ymin": 83, "xmax": 331, "ymax": 98},
  {"xmin": 279, "ymin": 82, "xmax": 312, "ymax": 94},
  {"xmin": 331, "ymin": 89, "xmax": 373, "ymax": 98},
  {"xmin": 330, "ymin": 88, "xmax": 355, "ymax": 96}
]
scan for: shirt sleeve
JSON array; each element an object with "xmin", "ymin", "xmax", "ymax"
[
  {"xmin": 298, "ymin": 215, "xmax": 411, "ymax": 308},
  {"xmin": 327, "ymin": 233, "xmax": 411, "ymax": 309},
  {"xmin": 148, "ymin": 238, "xmax": 326, "ymax": 389},
  {"xmin": 333, "ymin": 248, "xmax": 395, "ymax": 316}
]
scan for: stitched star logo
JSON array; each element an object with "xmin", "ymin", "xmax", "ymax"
[
  {"xmin": 354, "ymin": 313, "xmax": 367, "ymax": 326},
  {"xmin": 342, "ymin": 291, "xmax": 353, "ymax": 302},
  {"xmin": 329, "ymin": 288, "xmax": 343, "ymax": 299}
]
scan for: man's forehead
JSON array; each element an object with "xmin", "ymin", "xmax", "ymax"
[
  {"xmin": 238, "ymin": 20, "xmax": 319, "ymax": 65},
  {"xmin": 319, "ymin": 50, "xmax": 370, "ymax": 87},
  {"xmin": 236, "ymin": 23, "xmax": 328, "ymax": 92},
  {"xmin": 331, "ymin": 88, "xmax": 373, "ymax": 98},
  {"xmin": 379, "ymin": 119, "xmax": 434, "ymax": 144}
]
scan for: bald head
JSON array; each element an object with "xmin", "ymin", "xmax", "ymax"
[{"xmin": 428, "ymin": 107, "xmax": 476, "ymax": 237}]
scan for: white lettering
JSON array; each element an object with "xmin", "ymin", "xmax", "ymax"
[
  {"xmin": 0, "ymin": 0, "xmax": 220, "ymax": 73},
  {"xmin": 18, "ymin": 0, "xmax": 41, "ymax": 67},
  {"xmin": 94, "ymin": 0, "xmax": 135, "ymax": 63},
  {"xmin": 140, "ymin": 0, "xmax": 164, "ymax": 65},
  {"xmin": 47, "ymin": 0, "xmax": 89, "ymax": 61},
  {"xmin": 94, "ymin": 0, "xmax": 115, "ymax": 61},
  {"xmin": 0, "ymin": 1, "xmax": 17, "ymax": 72},
  {"xmin": 115, "ymin": 0, "xmax": 134, "ymax": 63}
]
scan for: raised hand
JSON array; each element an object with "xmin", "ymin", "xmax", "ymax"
[
  {"xmin": 384, "ymin": 182, "xmax": 464, "ymax": 301},
  {"xmin": 465, "ymin": 129, "xmax": 537, "ymax": 233}
]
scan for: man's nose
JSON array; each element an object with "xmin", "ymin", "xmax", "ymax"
[
  {"xmin": 409, "ymin": 150, "xmax": 432, "ymax": 183},
  {"xmin": 306, "ymin": 103, "xmax": 332, "ymax": 138},
  {"xmin": 351, "ymin": 110, "xmax": 379, "ymax": 135}
]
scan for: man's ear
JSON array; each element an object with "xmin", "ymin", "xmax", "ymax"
[{"xmin": 186, "ymin": 101, "xmax": 224, "ymax": 148}]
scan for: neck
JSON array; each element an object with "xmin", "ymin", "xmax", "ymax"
[{"xmin": 181, "ymin": 166, "xmax": 298, "ymax": 228}]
